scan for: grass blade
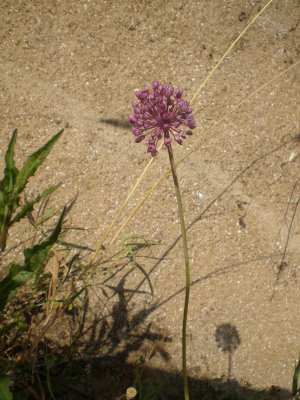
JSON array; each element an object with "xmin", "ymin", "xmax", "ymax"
[
  {"xmin": 93, "ymin": 2, "xmax": 276, "ymax": 254},
  {"xmin": 11, "ymin": 183, "xmax": 61, "ymax": 224},
  {"xmin": 35, "ymin": 208, "xmax": 57, "ymax": 226},
  {"xmin": 189, "ymin": 0, "xmax": 275, "ymax": 104},
  {"xmin": 109, "ymin": 60, "xmax": 300, "ymax": 247}
]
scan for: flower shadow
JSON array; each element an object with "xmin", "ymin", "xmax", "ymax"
[{"xmin": 214, "ymin": 323, "xmax": 241, "ymax": 381}]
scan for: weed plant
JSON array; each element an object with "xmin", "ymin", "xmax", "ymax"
[{"xmin": 0, "ymin": 132, "xmax": 156, "ymax": 398}]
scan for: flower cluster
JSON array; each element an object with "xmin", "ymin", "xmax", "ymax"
[{"xmin": 128, "ymin": 80, "xmax": 196, "ymax": 156}]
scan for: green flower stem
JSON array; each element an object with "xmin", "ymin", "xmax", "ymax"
[{"xmin": 167, "ymin": 144, "xmax": 190, "ymax": 400}]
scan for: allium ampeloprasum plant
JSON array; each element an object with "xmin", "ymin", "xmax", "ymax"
[{"xmin": 129, "ymin": 81, "xmax": 196, "ymax": 400}]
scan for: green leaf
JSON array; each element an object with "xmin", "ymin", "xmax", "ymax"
[
  {"xmin": 23, "ymin": 206, "xmax": 66, "ymax": 272},
  {"xmin": 14, "ymin": 314, "xmax": 28, "ymax": 332},
  {"xmin": 0, "ymin": 130, "xmax": 19, "ymax": 245},
  {"xmin": 11, "ymin": 183, "xmax": 61, "ymax": 224},
  {"xmin": 0, "ymin": 207, "xmax": 66, "ymax": 312},
  {"xmin": 0, "ymin": 129, "xmax": 19, "ymax": 195},
  {"xmin": 45, "ymin": 355, "xmax": 56, "ymax": 370},
  {"xmin": 35, "ymin": 208, "xmax": 56, "ymax": 226},
  {"xmin": 0, "ymin": 375, "xmax": 13, "ymax": 400},
  {"xmin": 14, "ymin": 130, "xmax": 63, "ymax": 196},
  {"xmin": 0, "ymin": 264, "xmax": 32, "ymax": 311},
  {"xmin": 0, "ymin": 191, "xmax": 6, "ymax": 223},
  {"xmin": 292, "ymin": 357, "xmax": 300, "ymax": 396}
]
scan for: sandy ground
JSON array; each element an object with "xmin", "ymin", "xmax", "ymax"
[{"xmin": 1, "ymin": 0, "xmax": 300, "ymax": 395}]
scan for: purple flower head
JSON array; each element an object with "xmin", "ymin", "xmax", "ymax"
[{"xmin": 128, "ymin": 81, "xmax": 196, "ymax": 157}]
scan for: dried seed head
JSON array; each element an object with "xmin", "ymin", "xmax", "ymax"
[{"xmin": 126, "ymin": 387, "xmax": 137, "ymax": 399}]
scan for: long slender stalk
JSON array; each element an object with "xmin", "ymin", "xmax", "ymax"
[
  {"xmin": 91, "ymin": 142, "xmax": 163, "ymax": 261},
  {"xmin": 93, "ymin": 3, "xmax": 275, "ymax": 255},
  {"xmin": 167, "ymin": 144, "xmax": 190, "ymax": 400},
  {"xmin": 91, "ymin": 1, "xmax": 277, "ymax": 266},
  {"xmin": 108, "ymin": 60, "xmax": 300, "ymax": 247},
  {"xmin": 189, "ymin": 0, "xmax": 275, "ymax": 104}
]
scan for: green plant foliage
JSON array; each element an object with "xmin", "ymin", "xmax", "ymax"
[
  {"xmin": 45, "ymin": 355, "xmax": 57, "ymax": 400},
  {"xmin": 0, "ymin": 375, "xmax": 13, "ymax": 400},
  {"xmin": 133, "ymin": 361, "xmax": 163, "ymax": 400},
  {"xmin": 0, "ymin": 314, "xmax": 27, "ymax": 336},
  {"xmin": 11, "ymin": 183, "xmax": 61, "ymax": 224},
  {"xmin": 0, "ymin": 129, "xmax": 63, "ymax": 251},
  {"xmin": 122, "ymin": 234, "xmax": 159, "ymax": 261},
  {"xmin": 1, "ymin": 129, "xmax": 19, "ymax": 198},
  {"xmin": 35, "ymin": 208, "xmax": 57, "ymax": 226},
  {"xmin": 0, "ymin": 207, "xmax": 66, "ymax": 312},
  {"xmin": 13, "ymin": 130, "xmax": 63, "ymax": 195},
  {"xmin": 292, "ymin": 357, "xmax": 300, "ymax": 396}
]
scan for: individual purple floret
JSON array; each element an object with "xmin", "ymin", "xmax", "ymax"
[{"xmin": 128, "ymin": 80, "xmax": 196, "ymax": 157}]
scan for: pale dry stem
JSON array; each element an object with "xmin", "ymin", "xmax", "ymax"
[
  {"xmin": 108, "ymin": 60, "xmax": 300, "ymax": 246},
  {"xmin": 92, "ymin": 2, "xmax": 276, "ymax": 253}
]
